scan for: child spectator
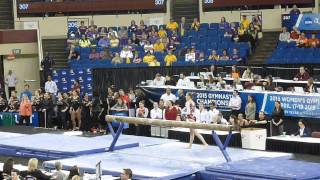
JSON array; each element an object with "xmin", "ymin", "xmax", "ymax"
[
  {"xmin": 164, "ymin": 50, "xmax": 177, "ymax": 66},
  {"xmin": 220, "ymin": 49, "xmax": 230, "ymax": 60}
]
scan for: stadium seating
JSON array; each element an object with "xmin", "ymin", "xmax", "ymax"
[{"xmin": 68, "ymin": 22, "xmax": 251, "ymax": 69}]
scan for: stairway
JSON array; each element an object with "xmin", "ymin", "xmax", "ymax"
[
  {"xmin": 171, "ymin": 0, "xmax": 199, "ymax": 25},
  {"xmin": 0, "ymin": 0, "xmax": 14, "ymax": 29},
  {"xmin": 42, "ymin": 38, "xmax": 68, "ymax": 69},
  {"xmin": 248, "ymin": 32, "xmax": 280, "ymax": 64}
]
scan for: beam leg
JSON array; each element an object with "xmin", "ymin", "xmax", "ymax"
[
  {"xmin": 107, "ymin": 122, "xmax": 124, "ymax": 152},
  {"xmin": 212, "ymin": 130, "xmax": 232, "ymax": 162},
  {"xmin": 223, "ymin": 129, "xmax": 233, "ymax": 150},
  {"xmin": 107, "ymin": 122, "xmax": 116, "ymax": 138}
]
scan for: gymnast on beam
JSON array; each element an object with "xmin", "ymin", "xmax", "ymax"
[{"xmin": 184, "ymin": 93, "xmax": 208, "ymax": 148}]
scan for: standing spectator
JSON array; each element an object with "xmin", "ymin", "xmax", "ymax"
[
  {"xmin": 290, "ymin": 26, "xmax": 300, "ymax": 41},
  {"xmin": 0, "ymin": 94, "xmax": 7, "ymax": 112},
  {"xmin": 175, "ymin": 89, "xmax": 186, "ymax": 108},
  {"xmin": 150, "ymin": 102, "xmax": 163, "ymax": 119},
  {"xmin": 19, "ymin": 95, "xmax": 32, "ymax": 126},
  {"xmin": 208, "ymin": 101, "xmax": 219, "ymax": 123},
  {"xmin": 69, "ymin": 90, "xmax": 81, "ymax": 130},
  {"xmin": 271, "ymin": 101, "xmax": 284, "ymax": 136},
  {"xmin": 179, "ymin": 17, "xmax": 187, "ymax": 36},
  {"xmin": 135, "ymin": 101, "xmax": 149, "ymax": 136},
  {"xmin": 166, "ymin": 18, "xmax": 179, "ymax": 32},
  {"xmin": 40, "ymin": 92, "xmax": 54, "ymax": 128},
  {"xmin": 279, "ymin": 27, "xmax": 291, "ymax": 42},
  {"xmin": 164, "ymin": 50, "xmax": 177, "ymax": 66},
  {"xmin": 290, "ymin": 4, "xmax": 301, "ymax": 15},
  {"xmin": 219, "ymin": 17, "xmax": 230, "ymax": 30},
  {"xmin": 81, "ymin": 93, "xmax": 92, "ymax": 131},
  {"xmin": 190, "ymin": 18, "xmax": 200, "ymax": 31},
  {"xmin": 20, "ymin": 158, "xmax": 51, "ymax": 180},
  {"xmin": 294, "ymin": 66, "xmax": 310, "ymax": 81},
  {"xmin": 52, "ymin": 161, "xmax": 66, "ymax": 180},
  {"xmin": 45, "ymin": 75, "xmax": 58, "ymax": 101},
  {"xmin": 164, "ymin": 100, "xmax": 178, "ymax": 120},
  {"xmin": 228, "ymin": 90, "xmax": 242, "ymax": 116},
  {"xmin": 120, "ymin": 169, "xmax": 132, "ymax": 180},
  {"xmin": 160, "ymin": 88, "xmax": 176, "ymax": 106},
  {"xmin": 128, "ymin": 20, "xmax": 138, "ymax": 33},
  {"xmin": 198, "ymin": 102, "xmax": 210, "ymax": 123},
  {"xmin": 5, "ymin": 70, "xmax": 17, "ymax": 98},
  {"xmin": 7, "ymin": 91, "xmax": 19, "ymax": 112},
  {"xmin": 41, "ymin": 52, "xmax": 54, "ymax": 80},
  {"xmin": 245, "ymin": 95, "xmax": 256, "ymax": 120},
  {"xmin": 57, "ymin": 93, "xmax": 69, "ymax": 130},
  {"xmin": 176, "ymin": 73, "xmax": 191, "ymax": 87},
  {"xmin": 78, "ymin": 21, "xmax": 87, "ymax": 35},
  {"xmin": 118, "ymin": 26, "xmax": 129, "ymax": 47},
  {"xmin": 241, "ymin": 15, "xmax": 250, "ymax": 30},
  {"xmin": 20, "ymin": 84, "xmax": 32, "ymax": 101}
]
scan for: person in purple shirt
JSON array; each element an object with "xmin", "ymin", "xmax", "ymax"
[
  {"xmin": 219, "ymin": 17, "xmax": 230, "ymax": 30},
  {"xmin": 231, "ymin": 48, "xmax": 242, "ymax": 61},
  {"xmin": 98, "ymin": 35, "xmax": 110, "ymax": 48},
  {"xmin": 128, "ymin": 20, "xmax": 138, "ymax": 33},
  {"xmin": 290, "ymin": 4, "xmax": 301, "ymax": 15},
  {"xmin": 148, "ymin": 34, "xmax": 159, "ymax": 45}
]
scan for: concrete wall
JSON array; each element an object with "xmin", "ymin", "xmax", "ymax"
[
  {"xmin": 14, "ymin": 0, "xmax": 171, "ymax": 38},
  {"xmin": 0, "ymin": 43, "xmax": 38, "ymax": 55},
  {"xmin": 3, "ymin": 55, "xmax": 40, "ymax": 97}
]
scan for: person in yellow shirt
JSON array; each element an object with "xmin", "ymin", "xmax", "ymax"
[
  {"xmin": 164, "ymin": 50, "xmax": 177, "ymax": 66},
  {"xmin": 158, "ymin": 26, "xmax": 167, "ymax": 39},
  {"xmin": 109, "ymin": 34, "xmax": 119, "ymax": 48},
  {"xmin": 153, "ymin": 39, "xmax": 165, "ymax": 53},
  {"xmin": 143, "ymin": 51, "xmax": 160, "ymax": 66},
  {"xmin": 79, "ymin": 34, "xmax": 91, "ymax": 48},
  {"xmin": 166, "ymin": 19, "xmax": 179, "ymax": 31},
  {"xmin": 241, "ymin": 15, "xmax": 250, "ymax": 30},
  {"xmin": 190, "ymin": 18, "xmax": 200, "ymax": 31}
]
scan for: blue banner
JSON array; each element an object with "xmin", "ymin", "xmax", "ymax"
[
  {"xmin": 140, "ymin": 86, "xmax": 320, "ymax": 118},
  {"xmin": 0, "ymin": 112, "xmax": 39, "ymax": 127},
  {"xmin": 295, "ymin": 13, "xmax": 320, "ymax": 31},
  {"xmin": 264, "ymin": 94, "xmax": 320, "ymax": 118}
]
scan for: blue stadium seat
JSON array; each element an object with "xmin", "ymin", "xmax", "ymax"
[
  {"xmin": 200, "ymin": 23, "xmax": 209, "ymax": 30},
  {"xmin": 209, "ymin": 23, "xmax": 219, "ymax": 29}
]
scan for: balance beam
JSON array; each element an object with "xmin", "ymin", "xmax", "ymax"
[{"xmin": 105, "ymin": 115, "xmax": 233, "ymax": 131}]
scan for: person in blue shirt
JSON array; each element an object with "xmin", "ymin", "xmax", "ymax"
[{"xmin": 20, "ymin": 84, "xmax": 32, "ymax": 101}]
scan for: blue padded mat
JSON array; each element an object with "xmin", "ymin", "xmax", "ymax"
[
  {"xmin": 44, "ymin": 151, "xmax": 201, "ymax": 180},
  {"xmin": 0, "ymin": 132, "xmax": 26, "ymax": 139},
  {"xmin": 204, "ymin": 157, "xmax": 320, "ymax": 180},
  {"xmin": 0, "ymin": 133, "xmax": 176, "ymax": 160},
  {"xmin": 117, "ymin": 142, "xmax": 290, "ymax": 166},
  {"xmin": 43, "ymin": 142, "xmax": 290, "ymax": 179}
]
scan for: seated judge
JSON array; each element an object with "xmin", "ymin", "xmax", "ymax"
[
  {"xmin": 293, "ymin": 119, "xmax": 311, "ymax": 137},
  {"xmin": 294, "ymin": 66, "xmax": 310, "ymax": 81}
]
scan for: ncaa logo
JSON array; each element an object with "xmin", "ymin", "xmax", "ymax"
[
  {"xmin": 70, "ymin": 78, "xmax": 75, "ymax": 82},
  {"xmin": 69, "ymin": 69, "xmax": 75, "ymax": 75},
  {"xmin": 61, "ymin": 78, "xmax": 67, "ymax": 83},
  {"xmin": 86, "ymin": 69, "xmax": 92, "ymax": 74},
  {"xmin": 87, "ymin": 84, "xmax": 92, "ymax": 89},
  {"xmin": 62, "ymin": 86, "xmax": 68, "ymax": 91},
  {"xmin": 79, "ymin": 77, "xmax": 84, "ymax": 83},
  {"xmin": 87, "ymin": 77, "xmax": 92, "ymax": 81},
  {"xmin": 78, "ymin": 70, "xmax": 84, "ymax": 74},
  {"xmin": 54, "ymin": 79, "xmax": 59, "ymax": 83},
  {"xmin": 61, "ymin": 71, "xmax": 67, "ymax": 75}
]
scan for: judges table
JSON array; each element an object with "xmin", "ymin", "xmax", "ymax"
[
  {"xmin": 266, "ymin": 136, "xmax": 320, "ymax": 155},
  {"xmin": 168, "ymin": 128, "xmax": 241, "ymax": 147},
  {"xmin": 139, "ymin": 85, "xmax": 320, "ymax": 119}
]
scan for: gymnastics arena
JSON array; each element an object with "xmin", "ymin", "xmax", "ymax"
[{"xmin": 1, "ymin": 0, "xmax": 320, "ymax": 179}]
